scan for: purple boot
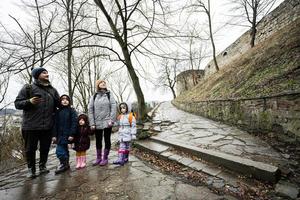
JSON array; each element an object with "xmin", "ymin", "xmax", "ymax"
[
  {"xmin": 99, "ymin": 149, "xmax": 109, "ymax": 166},
  {"xmin": 93, "ymin": 149, "xmax": 102, "ymax": 166},
  {"xmin": 113, "ymin": 150, "xmax": 125, "ymax": 166},
  {"xmin": 124, "ymin": 150, "xmax": 129, "ymax": 163}
]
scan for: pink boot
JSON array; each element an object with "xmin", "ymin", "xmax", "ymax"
[
  {"xmin": 81, "ymin": 156, "xmax": 86, "ymax": 168},
  {"xmin": 76, "ymin": 156, "xmax": 81, "ymax": 169}
]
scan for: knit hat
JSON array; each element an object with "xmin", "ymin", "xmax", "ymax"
[
  {"xmin": 31, "ymin": 67, "xmax": 47, "ymax": 79},
  {"xmin": 78, "ymin": 114, "xmax": 89, "ymax": 126}
]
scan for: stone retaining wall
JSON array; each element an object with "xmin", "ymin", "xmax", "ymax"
[{"xmin": 173, "ymin": 92, "xmax": 300, "ymax": 139}]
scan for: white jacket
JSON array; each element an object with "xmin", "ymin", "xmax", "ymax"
[{"xmin": 117, "ymin": 113, "xmax": 136, "ymax": 142}]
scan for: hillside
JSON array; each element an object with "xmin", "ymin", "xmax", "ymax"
[{"xmin": 175, "ymin": 18, "xmax": 300, "ymax": 102}]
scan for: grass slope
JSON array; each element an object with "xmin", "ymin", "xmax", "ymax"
[{"xmin": 175, "ymin": 18, "xmax": 300, "ymax": 102}]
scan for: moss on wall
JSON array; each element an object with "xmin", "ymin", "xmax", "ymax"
[{"xmin": 173, "ymin": 93, "xmax": 300, "ymax": 140}]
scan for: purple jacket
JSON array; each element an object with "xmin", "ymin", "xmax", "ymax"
[{"xmin": 73, "ymin": 126, "xmax": 91, "ymax": 151}]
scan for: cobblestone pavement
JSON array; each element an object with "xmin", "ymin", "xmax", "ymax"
[
  {"xmin": 152, "ymin": 102, "xmax": 289, "ymax": 167},
  {"xmin": 0, "ymin": 136, "xmax": 232, "ymax": 200}
]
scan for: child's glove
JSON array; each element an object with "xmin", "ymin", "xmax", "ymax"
[{"xmin": 132, "ymin": 135, "xmax": 136, "ymax": 140}]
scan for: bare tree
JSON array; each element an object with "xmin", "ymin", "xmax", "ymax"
[
  {"xmin": 55, "ymin": 45, "xmax": 106, "ymax": 113},
  {"xmin": 107, "ymin": 70, "xmax": 133, "ymax": 104},
  {"xmin": 188, "ymin": 0, "xmax": 219, "ymax": 71},
  {"xmin": 54, "ymin": 0, "xmax": 90, "ymax": 102},
  {"xmin": 0, "ymin": 0, "xmax": 62, "ymax": 92},
  {"xmin": 93, "ymin": 0, "xmax": 164, "ymax": 120},
  {"xmin": 187, "ymin": 26, "xmax": 208, "ymax": 86},
  {"xmin": 229, "ymin": 0, "xmax": 278, "ymax": 47},
  {"xmin": 0, "ymin": 73, "xmax": 10, "ymax": 111},
  {"xmin": 157, "ymin": 58, "xmax": 179, "ymax": 99}
]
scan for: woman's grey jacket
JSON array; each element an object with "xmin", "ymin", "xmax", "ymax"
[{"xmin": 88, "ymin": 91, "xmax": 117, "ymax": 129}]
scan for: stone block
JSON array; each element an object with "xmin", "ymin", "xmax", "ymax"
[
  {"xmin": 135, "ymin": 140, "xmax": 169, "ymax": 155},
  {"xmin": 275, "ymin": 181, "xmax": 299, "ymax": 199}
]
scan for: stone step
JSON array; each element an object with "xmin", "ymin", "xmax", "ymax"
[
  {"xmin": 135, "ymin": 139, "xmax": 244, "ymax": 189},
  {"xmin": 147, "ymin": 136, "xmax": 280, "ymax": 183}
]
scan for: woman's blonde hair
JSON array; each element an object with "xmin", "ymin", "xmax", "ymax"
[{"xmin": 95, "ymin": 79, "xmax": 106, "ymax": 90}]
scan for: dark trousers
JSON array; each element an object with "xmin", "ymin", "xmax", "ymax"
[
  {"xmin": 22, "ymin": 130, "xmax": 52, "ymax": 170},
  {"xmin": 95, "ymin": 128, "xmax": 112, "ymax": 150}
]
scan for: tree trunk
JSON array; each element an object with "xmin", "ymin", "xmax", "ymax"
[
  {"xmin": 250, "ymin": 25, "xmax": 256, "ymax": 48},
  {"xmin": 122, "ymin": 47, "xmax": 146, "ymax": 121},
  {"xmin": 250, "ymin": 0, "xmax": 259, "ymax": 48},
  {"xmin": 207, "ymin": 1, "xmax": 219, "ymax": 71},
  {"xmin": 67, "ymin": 36, "xmax": 73, "ymax": 102},
  {"xmin": 67, "ymin": 0, "xmax": 74, "ymax": 103},
  {"xmin": 250, "ymin": 3, "xmax": 257, "ymax": 48},
  {"xmin": 171, "ymin": 87, "xmax": 176, "ymax": 99}
]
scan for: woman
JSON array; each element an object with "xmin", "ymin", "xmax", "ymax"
[{"xmin": 88, "ymin": 80, "xmax": 116, "ymax": 166}]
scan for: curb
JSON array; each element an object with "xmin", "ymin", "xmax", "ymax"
[{"xmin": 139, "ymin": 136, "xmax": 280, "ymax": 183}]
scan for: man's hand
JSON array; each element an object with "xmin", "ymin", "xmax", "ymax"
[
  {"xmin": 68, "ymin": 136, "xmax": 74, "ymax": 141},
  {"xmin": 91, "ymin": 125, "xmax": 96, "ymax": 130},
  {"xmin": 29, "ymin": 97, "xmax": 43, "ymax": 105}
]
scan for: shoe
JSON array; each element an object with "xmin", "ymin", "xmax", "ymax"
[
  {"xmin": 113, "ymin": 150, "xmax": 125, "ymax": 166},
  {"xmin": 124, "ymin": 150, "xmax": 129, "ymax": 163},
  {"xmin": 55, "ymin": 160, "xmax": 70, "ymax": 174},
  {"xmin": 76, "ymin": 156, "xmax": 81, "ymax": 169},
  {"xmin": 26, "ymin": 168, "xmax": 37, "ymax": 179},
  {"xmin": 93, "ymin": 149, "xmax": 102, "ymax": 166},
  {"xmin": 80, "ymin": 156, "xmax": 86, "ymax": 168},
  {"xmin": 99, "ymin": 149, "xmax": 109, "ymax": 166},
  {"xmin": 39, "ymin": 166, "xmax": 50, "ymax": 175}
]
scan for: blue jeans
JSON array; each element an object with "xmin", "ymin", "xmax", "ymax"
[{"xmin": 56, "ymin": 144, "xmax": 69, "ymax": 161}]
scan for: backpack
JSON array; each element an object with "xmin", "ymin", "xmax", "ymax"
[
  {"xmin": 117, "ymin": 112, "xmax": 135, "ymax": 127},
  {"xmin": 25, "ymin": 84, "xmax": 33, "ymax": 98},
  {"xmin": 93, "ymin": 91, "xmax": 110, "ymax": 102}
]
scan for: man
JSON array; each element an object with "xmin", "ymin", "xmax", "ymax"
[{"xmin": 15, "ymin": 67, "xmax": 60, "ymax": 178}]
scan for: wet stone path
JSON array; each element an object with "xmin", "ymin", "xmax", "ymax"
[
  {"xmin": 0, "ymin": 138, "xmax": 230, "ymax": 200},
  {"xmin": 152, "ymin": 102, "xmax": 288, "ymax": 167}
]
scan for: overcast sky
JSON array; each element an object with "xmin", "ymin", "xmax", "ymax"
[{"xmin": 0, "ymin": 0, "xmax": 284, "ymax": 108}]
